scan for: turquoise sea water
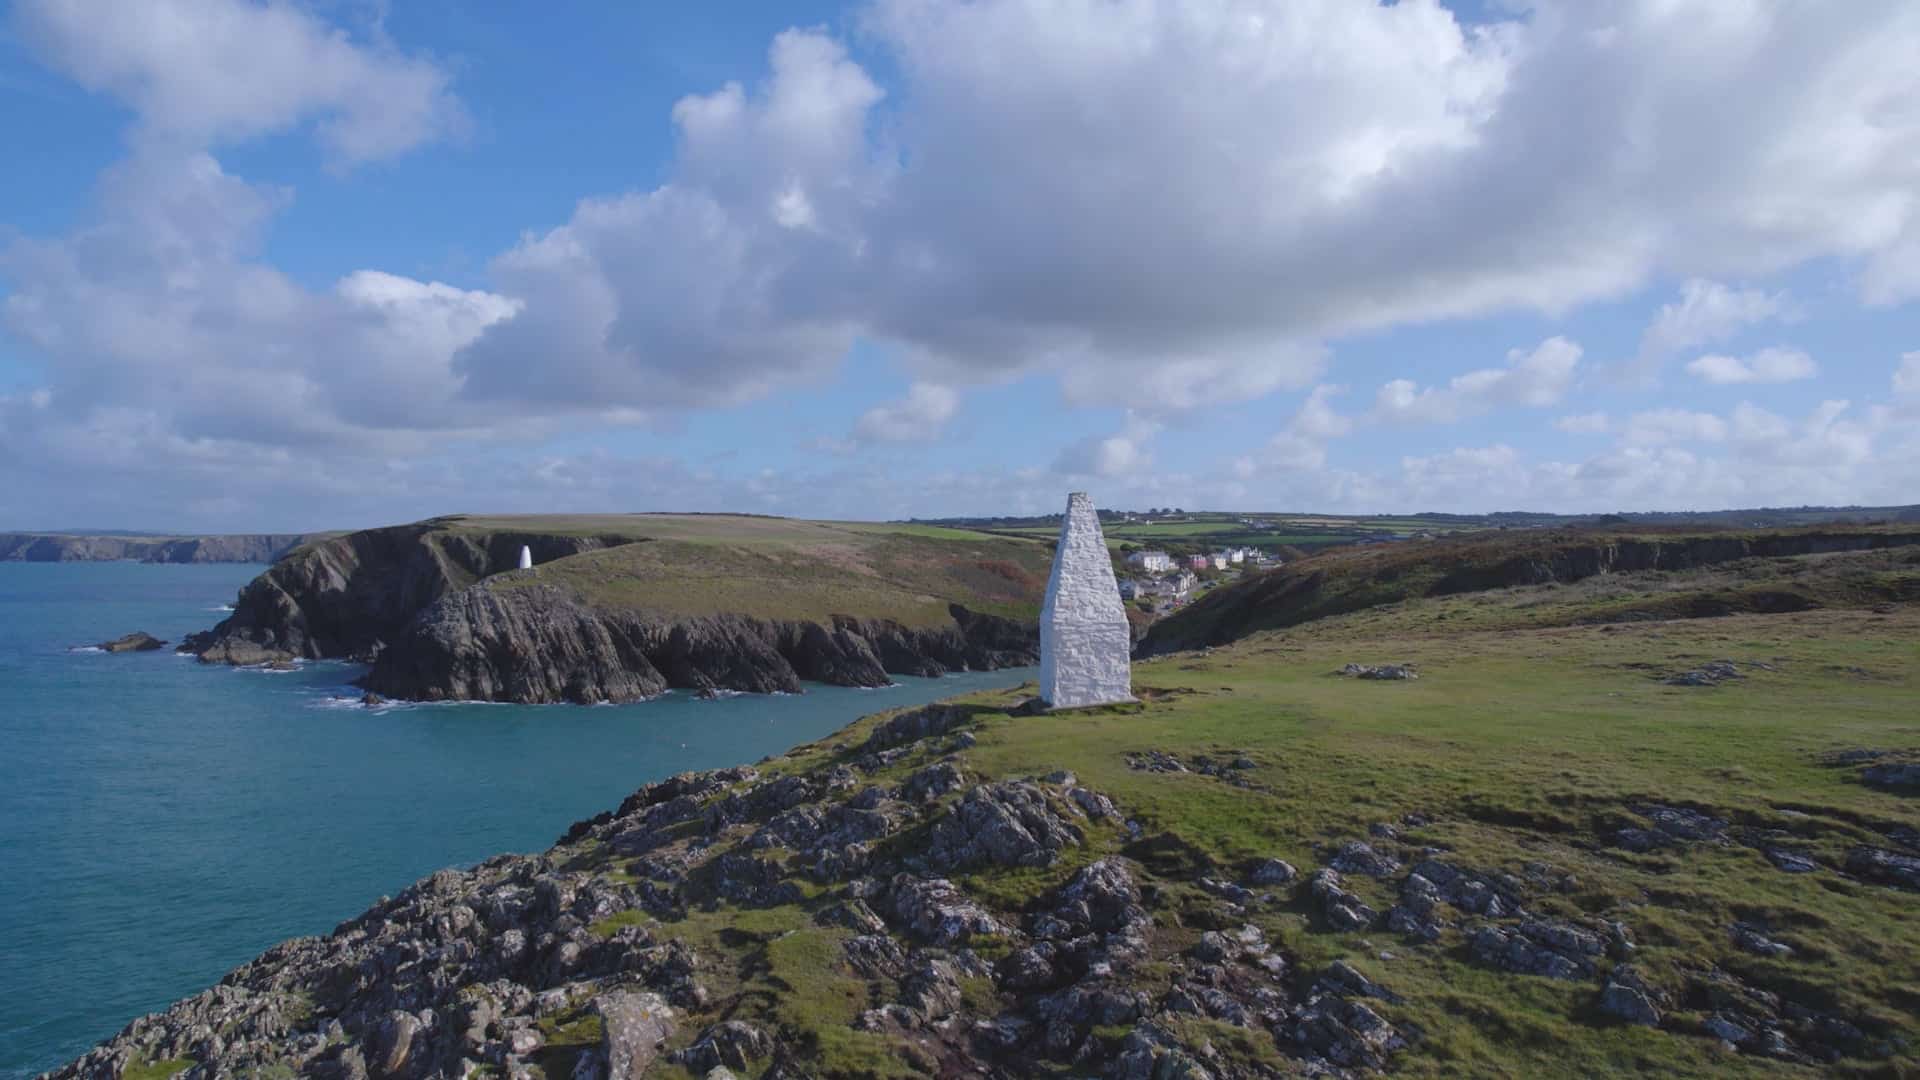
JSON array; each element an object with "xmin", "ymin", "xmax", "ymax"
[{"xmin": 0, "ymin": 562, "xmax": 1034, "ymax": 1078}]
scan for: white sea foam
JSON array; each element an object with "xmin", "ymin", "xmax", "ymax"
[{"xmin": 67, "ymin": 645, "xmax": 105, "ymax": 654}]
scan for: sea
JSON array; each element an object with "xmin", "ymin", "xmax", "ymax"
[{"xmin": 0, "ymin": 561, "xmax": 1035, "ymax": 1079}]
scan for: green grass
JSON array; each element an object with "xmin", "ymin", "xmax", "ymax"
[
  {"xmin": 121, "ymin": 1057, "xmax": 195, "ymax": 1080},
  {"xmin": 487, "ymin": 524, "xmax": 1052, "ymax": 626}
]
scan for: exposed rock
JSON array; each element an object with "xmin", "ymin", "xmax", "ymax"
[
  {"xmin": 1339, "ymin": 662, "xmax": 1418, "ymax": 680},
  {"xmin": 1310, "ymin": 869, "xmax": 1377, "ymax": 931},
  {"xmin": 668, "ymin": 1020, "xmax": 772, "ymax": 1074},
  {"xmin": 1600, "ymin": 965, "xmax": 1665, "ymax": 1026},
  {"xmin": 1329, "ymin": 840, "xmax": 1400, "ymax": 877},
  {"xmin": 882, "ymin": 875, "xmax": 1010, "ymax": 947},
  {"xmin": 1862, "ymin": 761, "xmax": 1920, "ymax": 790},
  {"xmin": 591, "ymin": 991, "xmax": 676, "ymax": 1079},
  {"xmin": 98, "ymin": 631, "xmax": 166, "ymax": 652},
  {"xmin": 1845, "ymin": 845, "xmax": 1920, "ymax": 889},
  {"xmin": 902, "ymin": 761, "xmax": 967, "ymax": 802},
  {"xmin": 1731, "ymin": 922, "xmax": 1793, "ymax": 958},
  {"xmin": 1663, "ymin": 660, "xmax": 1745, "ymax": 686},
  {"xmin": 1762, "ymin": 847, "xmax": 1820, "ymax": 873},
  {"xmin": 863, "ymin": 703, "xmax": 976, "ymax": 754},
  {"xmin": 1470, "ymin": 920, "xmax": 1604, "ymax": 980},
  {"xmin": 1247, "ymin": 858, "xmax": 1298, "ymax": 886},
  {"xmin": 926, "ymin": 782, "xmax": 1086, "ymax": 870}
]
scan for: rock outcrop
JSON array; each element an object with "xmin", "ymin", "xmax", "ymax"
[
  {"xmin": 358, "ymin": 584, "xmax": 1036, "ymax": 704},
  {"xmin": 97, "ymin": 632, "xmax": 165, "ymax": 652},
  {"xmin": 181, "ymin": 522, "xmax": 638, "ymax": 666}
]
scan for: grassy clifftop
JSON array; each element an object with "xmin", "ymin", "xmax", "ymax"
[{"xmin": 477, "ymin": 514, "xmax": 1053, "ymax": 627}]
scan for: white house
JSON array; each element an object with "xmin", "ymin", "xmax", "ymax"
[{"xmin": 1126, "ymin": 549, "xmax": 1174, "ymax": 573}]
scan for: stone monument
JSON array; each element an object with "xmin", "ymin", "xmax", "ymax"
[
  {"xmin": 518, "ymin": 545, "xmax": 534, "ymax": 570},
  {"xmin": 1039, "ymin": 492, "xmax": 1134, "ymax": 708}
]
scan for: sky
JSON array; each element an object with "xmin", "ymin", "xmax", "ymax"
[{"xmin": 2, "ymin": 0, "xmax": 1918, "ymax": 533}]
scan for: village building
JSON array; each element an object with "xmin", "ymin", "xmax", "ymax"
[{"xmin": 1125, "ymin": 549, "xmax": 1174, "ymax": 573}]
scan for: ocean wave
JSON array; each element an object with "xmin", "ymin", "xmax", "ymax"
[
  {"xmin": 67, "ymin": 645, "xmax": 105, "ymax": 654},
  {"xmin": 205, "ymin": 604, "xmax": 236, "ymax": 612}
]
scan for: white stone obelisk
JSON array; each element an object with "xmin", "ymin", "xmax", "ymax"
[
  {"xmin": 518, "ymin": 545, "xmax": 534, "ymax": 570},
  {"xmin": 1039, "ymin": 492, "xmax": 1134, "ymax": 709}
]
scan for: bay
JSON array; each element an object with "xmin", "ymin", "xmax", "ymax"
[{"xmin": 0, "ymin": 561, "xmax": 1033, "ymax": 1078}]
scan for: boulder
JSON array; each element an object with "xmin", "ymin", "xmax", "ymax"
[
  {"xmin": 98, "ymin": 631, "xmax": 166, "ymax": 652},
  {"xmin": 590, "ymin": 991, "xmax": 676, "ymax": 1079},
  {"xmin": 1599, "ymin": 965, "xmax": 1664, "ymax": 1026},
  {"xmin": 668, "ymin": 1021, "xmax": 772, "ymax": 1074},
  {"xmin": 1862, "ymin": 761, "xmax": 1920, "ymax": 791},
  {"xmin": 927, "ymin": 783, "xmax": 1084, "ymax": 870}
]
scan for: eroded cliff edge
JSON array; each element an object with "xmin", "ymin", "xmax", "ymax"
[
  {"xmin": 359, "ymin": 584, "xmax": 1036, "ymax": 703},
  {"xmin": 183, "ymin": 516, "xmax": 1045, "ymax": 701}
]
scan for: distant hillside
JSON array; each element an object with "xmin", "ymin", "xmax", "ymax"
[
  {"xmin": 186, "ymin": 514, "xmax": 1053, "ymax": 704},
  {"xmin": 1138, "ymin": 524, "xmax": 1920, "ymax": 655},
  {"xmin": 0, "ymin": 532, "xmax": 331, "ymax": 564}
]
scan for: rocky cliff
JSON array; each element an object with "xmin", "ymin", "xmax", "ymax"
[
  {"xmin": 359, "ymin": 582, "xmax": 1037, "ymax": 704},
  {"xmin": 183, "ymin": 517, "xmax": 1043, "ymax": 699},
  {"xmin": 0, "ymin": 532, "xmax": 325, "ymax": 563},
  {"xmin": 181, "ymin": 524, "xmax": 643, "ymax": 666}
]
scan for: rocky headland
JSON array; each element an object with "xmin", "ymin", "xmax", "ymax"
[
  {"xmin": 182, "ymin": 515, "xmax": 1049, "ymax": 703},
  {"xmin": 0, "ymin": 532, "xmax": 327, "ymax": 564},
  {"xmin": 37, "ymin": 532, "xmax": 1920, "ymax": 1078}
]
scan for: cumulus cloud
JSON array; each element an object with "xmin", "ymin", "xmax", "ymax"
[
  {"xmin": 1555, "ymin": 412, "xmax": 1611, "ymax": 435},
  {"xmin": 1622, "ymin": 409, "xmax": 1729, "ymax": 445},
  {"xmin": 853, "ymin": 383, "xmax": 960, "ymax": 443},
  {"xmin": 10, "ymin": 0, "xmax": 1920, "ymax": 528},
  {"xmin": 11, "ymin": 0, "xmax": 465, "ymax": 165},
  {"xmin": 0, "ymin": 149, "xmax": 522, "ymax": 462},
  {"xmin": 1685, "ymin": 346, "xmax": 1817, "ymax": 384},
  {"xmin": 1896, "ymin": 351, "xmax": 1920, "ymax": 397},
  {"xmin": 1053, "ymin": 412, "xmax": 1161, "ymax": 477},
  {"xmin": 1373, "ymin": 337, "xmax": 1581, "ymax": 425},
  {"xmin": 1639, "ymin": 279, "xmax": 1792, "ymax": 358}
]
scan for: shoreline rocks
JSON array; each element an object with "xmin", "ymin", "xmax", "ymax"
[{"xmin": 97, "ymin": 631, "xmax": 165, "ymax": 653}]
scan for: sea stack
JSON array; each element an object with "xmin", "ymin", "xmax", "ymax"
[
  {"xmin": 1039, "ymin": 492, "xmax": 1134, "ymax": 709},
  {"xmin": 518, "ymin": 545, "xmax": 533, "ymax": 570}
]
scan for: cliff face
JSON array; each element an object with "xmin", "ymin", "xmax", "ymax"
[
  {"xmin": 1140, "ymin": 528, "xmax": 1920, "ymax": 655},
  {"xmin": 359, "ymin": 582, "xmax": 1037, "ymax": 704},
  {"xmin": 0, "ymin": 532, "xmax": 323, "ymax": 563},
  {"xmin": 183, "ymin": 525, "xmax": 642, "ymax": 665}
]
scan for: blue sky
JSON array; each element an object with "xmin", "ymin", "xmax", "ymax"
[{"xmin": 2, "ymin": 0, "xmax": 1918, "ymax": 532}]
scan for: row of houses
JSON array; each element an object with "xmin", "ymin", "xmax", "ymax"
[
  {"xmin": 1118, "ymin": 569, "xmax": 1198, "ymax": 603},
  {"xmin": 1125, "ymin": 547, "xmax": 1260, "ymax": 573}
]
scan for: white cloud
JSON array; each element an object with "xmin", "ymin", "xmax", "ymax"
[
  {"xmin": 10, "ymin": 1, "xmax": 1920, "ymax": 528},
  {"xmin": 1373, "ymin": 337, "xmax": 1581, "ymax": 425},
  {"xmin": 1685, "ymin": 346, "xmax": 1816, "ymax": 384},
  {"xmin": 852, "ymin": 383, "xmax": 960, "ymax": 443},
  {"xmin": 11, "ymin": 0, "xmax": 464, "ymax": 165},
  {"xmin": 1640, "ymin": 279, "xmax": 1791, "ymax": 357},
  {"xmin": 1053, "ymin": 412, "xmax": 1162, "ymax": 477},
  {"xmin": 1555, "ymin": 411, "xmax": 1611, "ymax": 435},
  {"xmin": 1896, "ymin": 351, "xmax": 1920, "ymax": 397},
  {"xmin": 1622, "ymin": 408, "xmax": 1729, "ymax": 445}
]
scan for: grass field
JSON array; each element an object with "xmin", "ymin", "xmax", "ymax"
[
  {"xmin": 548, "ymin": 538, "xmax": 1919, "ymax": 1077},
  {"xmin": 476, "ymin": 514, "xmax": 1054, "ymax": 626}
]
